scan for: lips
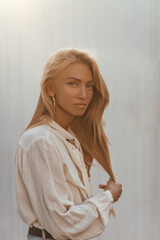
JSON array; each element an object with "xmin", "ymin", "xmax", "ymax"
[
  {"xmin": 74, "ymin": 103, "xmax": 87, "ymax": 105},
  {"xmin": 74, "ymin": 103, "xmax": 87, "ymax": 109}
]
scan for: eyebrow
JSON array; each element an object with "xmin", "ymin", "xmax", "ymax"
[{"xmin": 67, "ymin": 77, "xmax": 95, "ymax": 83}]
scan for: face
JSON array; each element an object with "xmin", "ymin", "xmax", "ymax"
[{"xmin": 50, "ymin": 62, "xmax": 95, "ymax": 120}]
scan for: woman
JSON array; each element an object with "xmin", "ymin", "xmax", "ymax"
[{"xmin": 15, "ymin": 48, "xmax": 122, "ymax": 240}]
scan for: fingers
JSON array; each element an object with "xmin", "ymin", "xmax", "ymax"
[
  {"xmin": 109, "ymin": 177, "xmax": 113, "ymax": 181},
  {"xmin": 99, "ymin": 178, "xmax": 122, "ymax": 190},
  {"xmin": 99, "ymin": 184, "xmax": 105, "ymax": 189},
  {"xmin": 99, "ymin": 177, "xmax": 113, "ymax": 189},
  {"xmin": 107, "ymin": 177, "xmax": 113, "ymax": 183}
]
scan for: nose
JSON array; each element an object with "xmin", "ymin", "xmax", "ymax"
[{"xmin": 78, "ymin": 86, "xmax": 87, "ymax": 99}]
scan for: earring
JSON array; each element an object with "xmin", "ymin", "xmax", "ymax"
[{"xmin": 52, "ymin": 96, "xmax": 56, "ymax": 108}]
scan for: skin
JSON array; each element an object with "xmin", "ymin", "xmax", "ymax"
[
  {"xmin": 47, "ymin": 62, "xmax": 122, "ymax": 203},
  {"xmin": 47, "ymin": 62, "xmax": 94, "ymax": 130},
  {"xmin": 99, "ymin": 178, "xmax": 122, "ymax": 203}
]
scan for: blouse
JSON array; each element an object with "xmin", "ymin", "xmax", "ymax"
[{"xmin": 14, "ymin": 119, "xmax": 114, "ymax": 240}]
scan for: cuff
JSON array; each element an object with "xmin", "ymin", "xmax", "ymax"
[{"xmin": 104, "ymin": 190, "xmax": 114, "ymax": 203}]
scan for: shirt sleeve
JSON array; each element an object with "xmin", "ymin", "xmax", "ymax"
[{"xmin": 18, "ymin": 136, "xmax": 113, "ymax": 240}]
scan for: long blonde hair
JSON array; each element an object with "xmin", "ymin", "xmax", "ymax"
[{"xmin": 25, "ymin": 48, "xmax": 115, "ymax": 183}]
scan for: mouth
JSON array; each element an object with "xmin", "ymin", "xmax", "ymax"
[{"xmin": 74, "ymin": 103, "xmax": 87, "ymax": 109}]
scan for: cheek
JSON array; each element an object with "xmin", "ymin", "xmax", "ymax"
[
  {"xmin": 88, "ymin": 90, "xmax": 94, "ymax": 101},
  {"xmin": 63, "ymin": 88, "xmax": 77, "ymax": 99},
  {"xmin": 56, "ymin": 87, "xmax": 75, "ymax": 103},
  {"xmin": 61, "ymin": 87, "xmax": 81, "ymax": 100}
]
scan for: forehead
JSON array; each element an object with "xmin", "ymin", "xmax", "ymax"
[{"xmin": 58, "ymin": 62, "xmax": 93, "ymax": 81}]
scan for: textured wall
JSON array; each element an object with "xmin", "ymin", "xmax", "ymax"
[{"xmin": 0, "ymin": 0, "xmax": 159, "ymax": 239}]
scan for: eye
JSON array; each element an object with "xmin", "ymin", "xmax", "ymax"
[
  {"xmin": 86, "ymin": 84, "xmax": 95, "ymax": 89},
  {"xmin": 68, "ymin": 82, "xmax": 77, "ymax": 87}
]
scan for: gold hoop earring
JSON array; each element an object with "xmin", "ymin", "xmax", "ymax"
[{"xmin": 52, "ymin": 96, "xmax": 56, "ymax": 108}]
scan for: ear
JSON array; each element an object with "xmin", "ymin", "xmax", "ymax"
[{"xmin": 46, "ymin": 84, "xmax": 54, "ymax": 97}]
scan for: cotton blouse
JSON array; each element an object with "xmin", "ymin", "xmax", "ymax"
[{"xmin": 14, "ymin": 120, "xmax": 114, "ymax": 240}]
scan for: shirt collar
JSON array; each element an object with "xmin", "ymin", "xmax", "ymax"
[
  {"xmin": 48, "ymin": 120, "xmax": 91, "ymax": 196},
  {"xmin": 48, "ymin": 120, "xmax": 81, "ymax": 150}
]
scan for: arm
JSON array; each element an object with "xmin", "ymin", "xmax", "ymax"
[{"xmin": 19, "ymin": 136, "xmax": 113, "ymax": 240}]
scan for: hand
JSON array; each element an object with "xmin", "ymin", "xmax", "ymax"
[{"xmin": 99, "ymin": 177, "xmax": 123, "ymax": 203}]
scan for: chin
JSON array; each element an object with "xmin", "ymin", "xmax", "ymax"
[
  {"xmin": 72, "ymin": 111, "xmax": 86, "ymax": 117},
  {"xmin": 75, "ymin": 113, "xmax": 85, "ymax": 117}
]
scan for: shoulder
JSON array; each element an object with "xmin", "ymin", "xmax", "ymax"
[{"xmin": 17, "ymin": 125, "xmax": 55, "ymax": 151}]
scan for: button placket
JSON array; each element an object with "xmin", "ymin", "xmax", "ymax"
[{"xmin": 66, "ymin": 138, "xmax": 80, "ymax": 150}]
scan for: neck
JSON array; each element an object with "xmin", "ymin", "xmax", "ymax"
[{"xmin": 53, "ymin": 111, "xmax": 75, "ymax": 130}]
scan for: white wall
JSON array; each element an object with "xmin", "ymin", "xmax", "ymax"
[{"xmin": 0, "ymin": 0, "xmax": 159, "ymax": 239}]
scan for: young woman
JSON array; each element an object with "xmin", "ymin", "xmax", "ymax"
[{"xmin": 15, "ymin": 48, "xmax": 122, "ymax": 240}]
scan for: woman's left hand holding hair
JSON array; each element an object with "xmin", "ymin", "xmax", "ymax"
[
  {"xmin": 99, "ymin": 177, "xmax": 123, "ymax": 203},
  {"xmin": 99, "ymin": 177, "xmax": 113, "ymax": 189}
]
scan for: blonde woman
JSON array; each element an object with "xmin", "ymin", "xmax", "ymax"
[{"xmin": 15, "ymin": 49, "xmax": 122, "ymax": 240}]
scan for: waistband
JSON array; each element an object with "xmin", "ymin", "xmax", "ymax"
[{"xmin": 28, "ymin": 226, "xmax": 55, "ymax": 239}]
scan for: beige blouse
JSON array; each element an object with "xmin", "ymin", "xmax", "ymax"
[{"xmin": 15, "ymin": 120, "xmax": 114, "ymax": 240}]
